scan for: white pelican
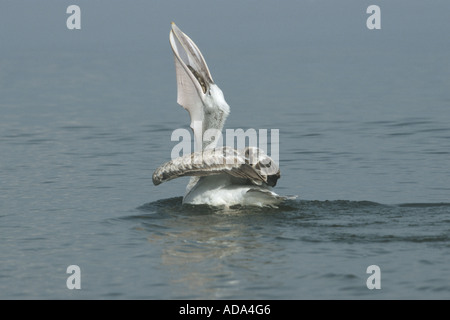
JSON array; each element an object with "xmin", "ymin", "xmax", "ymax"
[{"xmin": 153, "ymin": 23, "xmax": 287, "ymax": 207}]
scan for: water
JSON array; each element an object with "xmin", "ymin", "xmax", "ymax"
[{"xmin": 1, "ymin": 1, "xmax": 450, "ymax": 299}]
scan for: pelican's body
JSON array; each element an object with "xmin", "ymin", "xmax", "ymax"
[
  {"xmin": 184, "ymin": 176, "xmax": 281, "ymax": 206},
  {"xmin": 152, "ymin": 23, "xmax": 288, "ymax": 207}
]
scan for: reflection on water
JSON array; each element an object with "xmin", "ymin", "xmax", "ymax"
[{"xmin": 128, "ymin": 198, "xmax": 297, "ymax": 298}]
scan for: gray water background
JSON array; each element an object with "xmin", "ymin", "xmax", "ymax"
[{"xmin": 1, "ymin": 1, "xmax": 449, "ymax": 299}]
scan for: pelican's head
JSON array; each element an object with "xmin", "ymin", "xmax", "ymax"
[{"xmin": 169, "ymin": 23, "xmax": 230, "ymax": 115}]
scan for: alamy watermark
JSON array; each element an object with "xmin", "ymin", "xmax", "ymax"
[
  {"xmin": 66, "ymin": 265, "xmax": 81, "ymax": 290},
  {"xmin": 170, "ymin": 121, "xmax": 280, "ymax": 167},
  {"xmin": 366, "ymin": 265, "xmax": 381, "ymax": 289},
  {"xmin": 66, "ymin": 5, "xmax": 381, "ymax": 31}
]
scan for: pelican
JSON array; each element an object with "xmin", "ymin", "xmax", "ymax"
[{"xmin": 152, "ymin": 23, "xmax": 288, "ymax": 207}]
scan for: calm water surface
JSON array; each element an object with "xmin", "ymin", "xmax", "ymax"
[{"xmin": 1, "ymin": 1, "xmax": 450, "ymax": 299}]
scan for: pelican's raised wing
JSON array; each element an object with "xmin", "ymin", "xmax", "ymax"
[
  {"xmin": 169, "ymin": 23, "xmax": 214, "ymax": 151},
  {"xmin": 153, "ymin": 147, "xmax": 281, "ymax": 187}
]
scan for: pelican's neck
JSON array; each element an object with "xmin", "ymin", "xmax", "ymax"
[{"xmin": 200, "ymin": 84, "xmax": 230, "ymax": 150}]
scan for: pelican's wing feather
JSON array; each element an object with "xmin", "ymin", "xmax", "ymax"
[{"xmin": 152, "ymin": 147, "xmax": 280, "ymax": 187}]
